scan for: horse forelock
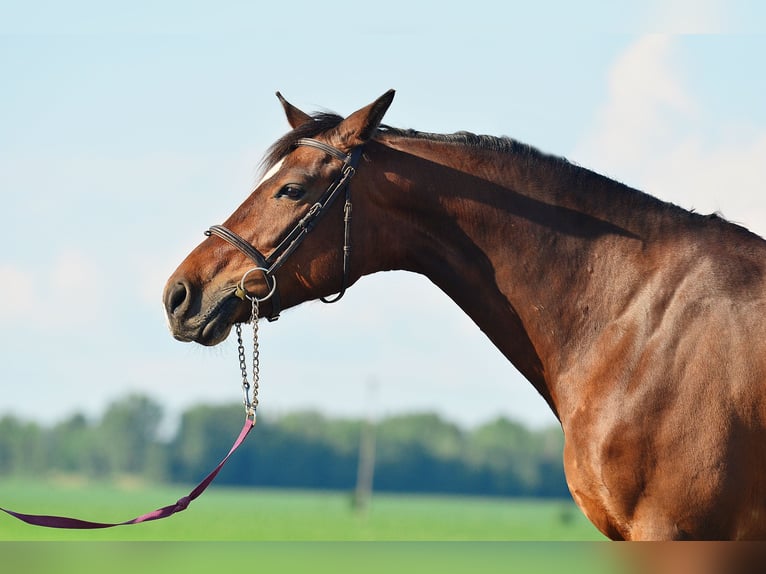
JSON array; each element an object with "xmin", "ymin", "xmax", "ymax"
[{"xmin": 259, "ymin": 112, "xmax": 344, "ymax": 177}]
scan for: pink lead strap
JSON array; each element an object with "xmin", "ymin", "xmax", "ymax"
[
  {"xmin": 0, "ymin": 417, "xmax": 255, "ymax": 529},
  {"xmin": 4, "ymin": 269, "xmax": 263, "ymax": 530}
]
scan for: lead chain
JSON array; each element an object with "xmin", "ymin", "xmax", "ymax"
[{"xmin": 235, "ymin": 296, "xmax": 260, "ymax": 420}]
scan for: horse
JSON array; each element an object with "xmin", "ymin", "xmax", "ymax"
[{"xmin": 163, "ymin": 90, "xmax": 766, "ymax": 540}]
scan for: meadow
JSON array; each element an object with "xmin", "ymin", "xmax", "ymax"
[
  {"xmin": 0, "ymin": 478, "xmax": 603, "ymax": 541},
  {"xmin": 0, "ymin": 480, "xmax": 629, "ymax": 574}
]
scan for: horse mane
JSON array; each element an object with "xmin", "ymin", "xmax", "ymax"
[
  {"xmin": 374, "ymin": 126, "xmax": 745, "ymax": 232},
  {"xmin": 259, "ymin": 111, "xmax": 736, "ymax": 232},
  {"xmin": 377, "ymin": 125, "xmax": 569, "ymax": 165},
  {"xmin": 260, "ymin": 111, "xmax": 568, "ymax": 176}
]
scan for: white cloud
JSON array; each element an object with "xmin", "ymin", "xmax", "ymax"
[
  {"xmin": 0, "ymin": 249, "xmax": 106, "ymax": 327},
  {"xmin": 51, "ymin": 250, "xmax": 98, "ymax": 291},
  {"xmin": 646, "ymin": 0, "xmax": 731, "ymax": 33},
  {"xmin": 575, "ymin": 34, "xmax": 696, "ymax": 180},
  {"xmin": 574, "ymin": 34, "xmax": 766, "ymax": 238},
  {"xmin": 0, "ymin": 264, "xmax": 36, "ymax": 320},
  {"xmin": 646, "ymin": 130, "xmax": 766, "ymax": 236}
]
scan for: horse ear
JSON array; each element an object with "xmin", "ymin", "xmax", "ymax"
[
  {"xmin": 276, "ymin": 91, "xmax": 313, "ymax": 129},
  {"xmin": 337, "ymin": 89, "xmax": 396, "ymax": 146}
]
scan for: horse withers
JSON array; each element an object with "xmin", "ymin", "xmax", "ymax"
[{"xmin": 164, "ymin": 91, "xmax": 766, "ymax": 540}]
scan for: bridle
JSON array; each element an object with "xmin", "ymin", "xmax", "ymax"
[
  {"xmin": 0, "ymin": 139, "xmax": 367, "ymax": 531},
  {"xmin": 205, "ymin": 138, "xmax": 363, "ymax": 322}
]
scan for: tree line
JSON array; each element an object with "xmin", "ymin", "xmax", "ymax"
[{"xmin": 0, "ymin": 394, "xmax": 570, "ymax": 498}]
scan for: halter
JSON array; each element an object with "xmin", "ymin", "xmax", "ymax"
[{"xmin": 205, "ymin": 138, "xmax": 363, "ymax": 321}]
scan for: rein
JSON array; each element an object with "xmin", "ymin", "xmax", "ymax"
[
  {"xmin": 0, "ymin": 138, "xmax": 360, "ymax": 530},
  {"xmin": 206, "ymin": 138, "xmax": 363, "ymax": 321},
  {"xmin": 0, "ymin": 299, "xmax": 262, "ymax": 529}
]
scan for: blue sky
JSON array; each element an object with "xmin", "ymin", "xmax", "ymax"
[{"xmin": 1, "ymin": 1, "xmax": 765, "ymax": 432}]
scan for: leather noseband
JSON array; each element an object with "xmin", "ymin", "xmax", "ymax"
[{"xmin": 205, "ymin": 138, "xmax": 363, "ymax": 321}]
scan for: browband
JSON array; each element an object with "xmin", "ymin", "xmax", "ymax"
[{"xmin": 205, "ymin": 138, "xmax": 364, "ymax": 322}]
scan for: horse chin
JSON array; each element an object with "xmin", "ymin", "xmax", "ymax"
[
  {"xmin": 168, "ymin": 294, "xmax": 240, "ymax": 347},
  {"xmin": 197, "ymin": 314, "xmax": 235, "ymax": 346}
]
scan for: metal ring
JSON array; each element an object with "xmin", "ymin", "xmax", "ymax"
[{"xmin": 237, "ymin": 267, "xmax": 277, "ymax": 302}]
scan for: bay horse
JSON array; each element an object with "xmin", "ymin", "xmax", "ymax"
[{"xmin": 163, "ymin": 90, "xmax": 766, "ymax": 540}]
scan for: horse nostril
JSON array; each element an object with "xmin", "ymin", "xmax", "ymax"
[{"xmin": 166, "ymin": 280, "xmax": 191, "ymax": 317}]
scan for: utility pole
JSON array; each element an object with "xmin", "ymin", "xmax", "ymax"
[{"xmin": 353, "ymin": 377, "xmax": 377, "ymax": 514}]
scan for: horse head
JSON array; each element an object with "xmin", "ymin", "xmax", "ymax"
[{"xmin": 163, "ymin": 90, "xmax": 395, "ymax": 345}]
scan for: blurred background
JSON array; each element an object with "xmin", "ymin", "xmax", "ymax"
[{"xmin": 1, "ymin": 0, "xmax": 765, "ymax": 547}]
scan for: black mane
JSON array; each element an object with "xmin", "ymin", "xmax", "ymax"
[
  {"xmin": 378, "ymin": 125, "xmax": 566, "ymax": 164},
  {"xmin": 259, "ymin": 111, "xmax": 740, "ymax": 233},
  {"xmin": 260, "ymin": 111, "xmax": 569, "ymax": 175}
]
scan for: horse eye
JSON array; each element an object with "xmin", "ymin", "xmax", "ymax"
[{"xmin": 276, "ymin": 184, "xmax": 305, "ymax": 200}]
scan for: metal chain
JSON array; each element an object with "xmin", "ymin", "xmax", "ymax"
[
  {"xmin": 236, "ymin": 324, "xmax": 249, "ymax": 396},
  {"xmin": 249, "ymin": 296, "xmax": 260, "ymax": 414},
  {"xmin": 235, "ymin": 296, "xmax": 260, "ymax": 421}
]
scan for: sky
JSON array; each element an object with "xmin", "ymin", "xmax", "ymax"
[{"xmin": 1, "ymin": 1, "xmax": 765, "ymax": 433}]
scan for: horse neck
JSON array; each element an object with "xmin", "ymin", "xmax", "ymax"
[{"xmin": 366, "ymin": 136, "xmax": 671, "ymax": 418}]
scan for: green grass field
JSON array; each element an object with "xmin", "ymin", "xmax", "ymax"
[
  {"xmin": 0, "ymin": 480, "xmax": 625, "ymax": 573},
  {"xmin": 0, "ymin": 478, "xmax": 604, "ymax": 541}
]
